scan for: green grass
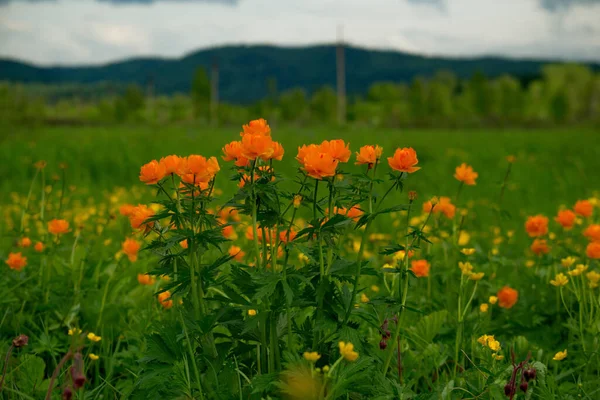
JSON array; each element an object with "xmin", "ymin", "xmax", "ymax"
[{"xmin": 1, "ymin": 124, "xmax": 598, "ymax": 215}]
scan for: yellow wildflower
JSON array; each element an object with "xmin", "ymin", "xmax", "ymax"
[
  {"xmin": 550, "ymin": 273, "xmax": 569, "ymax": 287},
  {"xmin": 525, "ymin": 260, "xmax": 536, "ymax": 268},
  {"xmin": 586, "ymin": 271, "xmax": 600, "ymax": 289},
  {"xmin": 458, "ymin": 231, "xmax": 471, "ymax": 246},
  {"xmin": 553, "ymin": 349, "xmax": 567, "ymax": 361},
  {"xmin": 488, "ymin": 340, "xmax": 501, "ymax": 352},
  {"xmin": 489, "ymin": 296, "xmax": 498, "ymax": 305},
  {"xmin": 360, "ymin": 293, "xmax": 370, "ymax": 303},
  {"xmin": 493, "ymin": 353, "xmax": 505, "ymax": 360},
  {"xmin": 87, "ymin": 332, "xmax": 101, "ymax": 342},
  {"xmin": 458, "ymin": 261, "xmax": 473, "ymax": 275},
  {"xmin": 338, "ymin": 341, "xmax": 359, "ymax": 362},
  {"xmin": 461, "ymin": 248, "xmax": 476, "ymax": 256},
  {"xmin": 561, "ymin": 256, "xmax": 577, "ymax": 268},
  {"xmin": 477, "ymin": 335, "xmax": 494, "ymax": 346},
  {"xmin": 293, "ymin": 195, "xmax": 302, "ymax": 208},
  {"xmin": 89, "ymin": 353, "xmax": 99, "ymax": 361},
  {"xmin": 68, "ymin": 328, "xmax": 82, "ymax": 336},
  {"xmin": 370, "ymin": 285, "xmax": 380, "ymax": 293},
  {"xmin": 248, "ymin": 309, "xmax": 257, "ymax": 316},
  {"xmin": 469, "ymin": 272, "xmax": 485, "ymax": 281},
  {"xmin": 303, "ymin": 351, "xmax": 321, "ymax": 362},
  {"xmin": 480, "ymin": 303, "xmax": 489, "ymax": 312}
]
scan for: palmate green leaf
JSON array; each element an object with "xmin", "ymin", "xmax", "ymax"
[
  {"xmin": 379, "ymin": 244, "xmax": 406, "ymax": 255},
  {"xmin": 11, "ymin": 354, "xmax": 46, "ymax": 393},
  {"xmin": 409, "ymin": 310, "xmax": 448, "ymax": 344}
]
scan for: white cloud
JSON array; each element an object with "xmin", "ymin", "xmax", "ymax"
[{"xmin": 0, "ymin": 0, "xmax": 598, "ymax": 65}]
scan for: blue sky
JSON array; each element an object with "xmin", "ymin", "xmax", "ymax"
[{"xmin": 0, "ymin": 0, "xmax": 599, "ymax": 65}]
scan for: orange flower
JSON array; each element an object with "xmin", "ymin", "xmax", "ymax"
[
  {"xmin": 574, "ymin": 200, "xmax": 593, "ymax": 217},
  {"xmin": 222, "ymin": 141, "xmax": 250, "ymax": 167},
  {"xmin": 18, "ymin": 237, "xmax": 32, "ymax": 248},
  {"xmin": 454, "ymin": 163, "xmax": 478, "ymax": 185},
  {"xmin": 241, "ymin": 133, "xmax": 275, "ymax": 160},
  {"xmin": 185, "ymin": 155, "xmax": 220, "ymax": 182},
  {"xmin": 159, "ymin": 155, "xmax": 185, "ymax": 175},
  {"xmin": 180, "ymin": 239, "xmax": 188, "ymax": 249},
  {"xmin": 587, "ymin": 242, "xmax": 600, "ymax": 259},
  {"xmin": 296, "ymin": 144, "xmax": 320, "ymax": 164},
  {"xmin": 129, "ymin": 205, "xmax": 155, "ymax": 232},
  {"xmin": 122, "ymin": 238, "xmax": 141, "ymax": 262},
  {"xmin": 137, "ymin": 273, "xmax": 156, "ymax": 285},
  {"xmin": 530, "ymin": 238, "xmax": 550, "ymax": 256},
  {"xmin": 555, "ymin": 210, "xmax": 576, "ymax": 229},
  {"xmin": 139, "ymin": 160, "xmax": 166, "ymax": 185},
  {"xmin": 424, "ymin": 197, "xmax": 455, "ymax": 219},
  {"xmin": 583, "ymin": 224, "xmax": 600, "ymax": 242},
  {"xmin": 497, "ymin": 286, "xmax": 518, "ymax": 309},
  {"xmin": 320, "ymin": 139, "xmax": 351, "ymax": 163},
  {"xmin": 270, "ymin": 141, "xmax": 285, "ymax": 161},
  {"xmin": 6, "ymin": 252, "xmax": 27, "ymax": 271},
  {"xmin": 158, "ymin": 291, "xmax": 173, "ymax": 309},
  {"xmin": 219, "ymin": 207, "xmax": 241, "ymax": 222},
  {"xmin": 387, "ymin": 148, "xmax": 420, "ymax": 173},
  {"xmin": 346, "ymin": 205, "xmax": 364, "ymax": 221},
  {"xmin": 48, "ymin": 219, "xmax": 70, "ymax": 235},
  {"xmin": 525, "ymin": 215, "xmax": 548, "ymax": 237},
  {"xmin": 355, "ymin": 145, "xmax": 383, "ymax": 167},
  {"xmin": 410, "ymin": 259, "xmax": 430, "ymax": 277},
  {"xmin": 241, "ymin": 118, "xmax": 271, "ymax": 137},
  {"xmin": 301, "ymin": 148, "xmax": 338, "ymax": 180},
  {"xmin": 279, "ymin": 229, "xmax": 297, "ymax": 243},
  {"xmin": 222, "ymin": 225, "xmax": 237, "ymax": 239},
  {"xmin": 34, "ymin": 241, "xmax": 44, "ymax": 252},
  {"xmin": 228, "ymin": 245, "xmax": 245, "ymax": 261},
  {"xmin": 119, "ymin": 204, "xmax": 136, "ymax": 217}
]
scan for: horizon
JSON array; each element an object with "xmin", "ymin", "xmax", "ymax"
[
  {"xmin": 1, "ymin": 0, "xmax": 599, "ymax": 65},
  {"xmin": 2, "ymin": 42, "xmax": 599, "ymax": 69}
]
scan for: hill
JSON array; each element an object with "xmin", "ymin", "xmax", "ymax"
[{"xmin": 1, "ymin": 44, "xmax": 597, "ymax": 102}]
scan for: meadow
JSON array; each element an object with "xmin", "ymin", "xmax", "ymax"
[{"xmin": 1, "ymin": 122, "xmax": 600, "ymax": 399}]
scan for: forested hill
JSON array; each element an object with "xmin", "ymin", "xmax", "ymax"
[{"xmin": 1, "ymin": 44, "xmax": 597, "ymax": 103}]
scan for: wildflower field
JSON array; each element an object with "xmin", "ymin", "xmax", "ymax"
[{"xmin": 1, "ymin": 122, "xmax": 600, "ymax": 399}]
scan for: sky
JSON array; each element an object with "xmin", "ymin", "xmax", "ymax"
[{"xmin": 0, "ymin": 0, "xmax": 599, "ymax": 65}]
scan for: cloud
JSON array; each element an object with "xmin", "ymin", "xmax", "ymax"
[
  {"xmin": 0, "ymin": 0, "xmax": 239, "ymax": 4},
  {"xmin": 540, "ymin": 0, "xmax": 600, "ymax": 11}
]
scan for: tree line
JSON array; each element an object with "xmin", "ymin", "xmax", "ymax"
[{"xmin": 0, "ymin": 63, "xmax": 598, "ymax": 127}]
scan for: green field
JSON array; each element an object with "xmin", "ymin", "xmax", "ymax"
[{"xmin": 1, "ymin": 124, "xmax": 600, "ymax": 399}]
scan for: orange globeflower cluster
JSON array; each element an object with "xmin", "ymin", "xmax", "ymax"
[
  {"xmin": 129, "ymin": 204, "xmax": 155, "ymax": 232},
  {"xmin": 410, "ymin": 259, "xmax": 430, "ymax": 277},
  {"xmin": 387, "ymin": 148, "xmax": 420, "ymax": 173},
  {"xmin": 138, "ymin": 273, "xmax": 156, "ymax": 286},
  {"xmin": 6, "ymin": 252, "xmax": 27, "ymax": 271},
  {"xmin": 355, "ymin": 145, "xmax": 383, "ymax": 168},
  {"xmin": 587, "ymin": 242, "xmax": 600, "ymax": 259},
  {"xmin": 497, "ymin": 286, "xmax": 518, "ymax": 309},
  {"xmin": 574, "ymin": 199, "xmax": 593, "ymax": 217},
  {"xmin": 122, "ymin": 238, "xmax": 141, "ymax": 262},
  {"xmin": 222, "ymin": 119, "xmax": 284, "ymax": 166},
  {"xmin": 48, "ymin": 219, "xmax": 70, "ymax": 235},
  {"xmin": 139, "ymin": 154, "xmax": 220, "ymax": 189},
  {"xmin": 525, "ymin": 215, "xmax": 549, "ymax": 237},
  {"xmin": 333, "ymin": 205, "xmax": 364, "ymax": 221},
  {"xmin": 454, "ymin": 163, "xmax": 478, "ymax": 185},
  {"xmin": 531, "ymin": 238, "xmax": 550, "ymax": 256},
  {"xmin": 583, "ymin": 224, "xmax": 600, "ymax": 242},
  {"xmin": 228, "ymin": 245, "xmax": 246, "ymax": 261},
  {"xmin": 296, "ymin": 140, "xmax": 351, "ymax": 180},
  {"xmin": 18, "ymin": 237, "xmax": 32, "ymax": 248},
  {"xmin": 555, "ymin": 209, "xmax": 576, "ymax": 229},
  {"xmin": 423, "ymin": 197, "xmax": 456, "ymax": 219},
  {"xmin": 158, "ymin": 291, "xmax": 173, "ymax": 309}
]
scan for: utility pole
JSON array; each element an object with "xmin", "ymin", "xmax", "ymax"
[
  {"xmin": 210, "ymin": 58, "xmax": 219, "ymax": 126},
  {"xmin": 336, "ymin": 25, "xmax": 346, "ymax": 125}
]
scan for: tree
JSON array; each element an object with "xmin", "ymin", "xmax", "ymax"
[{"xmin": 191, "ymin": 67, "xmax": 210, "ymax": 119}]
